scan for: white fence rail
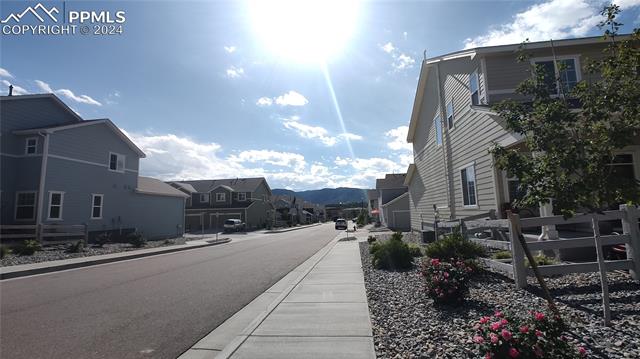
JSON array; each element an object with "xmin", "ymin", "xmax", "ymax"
[{"xmin": 0, "ymin": 224, "xmax": 88, "ymax": 245}]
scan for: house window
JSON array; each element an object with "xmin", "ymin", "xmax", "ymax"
[
  {"xmin": 48, "ymin": 191, "xmax": 64, "ymax": 220},
  {"xmin": 446, "ymin": 101, "xmax": 454, "ymax": 130},
  {"xmin": 25, "ymin": 137, "xmax": 38, "ymax": 155},
  {"xmin": 434, "ymin": 114, "xmax": 442, "ymax": 146},
  {"xmin": 15, "ymin": 192, "xmax": 36, "ymax": 220},
  {"xmin": 470, "ymin": 70, "xmax": 480, "ymax": 105},
  {"xmin": 507, "ymin": 177, "xmax": 524, "ymax": 203},
  {"xmin": 108, "ymin": 152, "xmax": 125, "ymax": 173},
  {"xmin": 607, "ymin": 154, "xmax": 636, "ymax": 179},
  {"xmin": 216, "ymin": 192, "xmax": 226, "ymax": 202},
  {"xmin": 200, "ymin": 194, "xmax": 210, "ymax": 203},
  {"xmin": 91, "ymin": 194, "xmax": 103, "ymax": 219},
  {"xmin": 533, "ymin": 57, "xmax": 579, "ymax": 94},
  {"xmin": 238, "ymin": 192, "xmax": 247, "ymax": 201},
  {"xmin": 460, "ymin": 164, "xmax": 477, "ymax": 206}
]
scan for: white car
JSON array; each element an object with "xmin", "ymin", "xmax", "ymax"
[{"xmin": 224, "ymin": 219, "xmax": 245, "ymax": 232}]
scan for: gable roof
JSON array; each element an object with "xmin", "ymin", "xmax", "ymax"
[
  {"xmin": 381, "ymin": 192, "xmax": 409, "ymax": 208},
  {"xmin": 0, "ymin": 93, "xmax": 84, "ymax": 123},
  {"xmin": 376, "ymin": 173, "xmax": 407, "ymax": 189},
  {"xmin": 174, "ymin": 177, "xmax": 270, "ymax": 194},
  {"xmin": 169, "ymin": 182, "xmax": 197, "ymax": 194},
  {"xmin": 404, "ymin": 164, "xmax": 417, "ymax": 186},
  {"xmin": 13, "ymin": 118, "xmax": 146, "ymax": 157},
  {"xmin": 137, "ymin": 176, "xmax": 189, "ymax": 198}
]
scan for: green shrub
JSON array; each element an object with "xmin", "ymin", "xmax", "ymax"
[
  {"xmin": 127, "ymin": 232, "xmax": 147, "ymax": 248},
  {"xmin": 14, "ymin": 240, "xmax": 41, "ymax": 256},
  {"xmin": 525, "ymin": 254, "xmax": 557, "ymax": 268},
  {"xmin": 66, "ymin": 240, "xmax": 84, "ymax": 253},
  {"xmin": 0, "ymin": 245, "xmax": 10, "ymax": 259},
  {"xmin": 367, "ymin": 235, "xmax": 377, "ymax": 244},
  {"xmin": 424, "ymin": 230, "xmax": 486, "ymax": 261},
  {"xmin": 371, "ymin": 238, "xmax": 414, "ymax": 270},
  {"xmin": 95, "ymin": 232, "xmax": 111, "ymax": 247},
  {"xmin": 493, "ymin": 250, "xmax": 512, "ymax": 260},
  {"xmin": 408, "ymin": 243, "xmax": 423, "ymax": 257}
]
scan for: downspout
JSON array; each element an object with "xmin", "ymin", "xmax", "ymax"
[
  {"xmin": 434, "ymin": 62, "xmax": 454, "ymax": 218},
  {"xmin": 35, "ymin": 131, "xmax": 50, "ymax": 238}
]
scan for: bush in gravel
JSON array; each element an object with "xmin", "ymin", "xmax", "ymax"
[
  {"xmin": 66, "ymin": 240, "xmax": 85, "ymax": 253},
  {"xmin": 407, "ymin": 243, "xmax": 423, "ymax": 257},
  {"xmin": 472, "ymin": 310, "xmax": 586, "ymax": 358},
  {"xmin": 525, "ymin": 254, "xmax": 557, "ymax": 268},
  {"xmin": 14, "ymin": 240, "xmax": 41, "ymax": 256},
  {"xmin": 0, "ymin": 245, "xmax": 10, "ymax": 258},
  {"xmin": 493, "ymin": 250, "xmax": 512, "ymax": 260},
  {"xmin": 367, "ymin": 235, "xmax": 377, "ymax": 244},
  {"xmin": 370, "ymin": 233, "xmax": 414, "ymax": 270},
  {"xmin": 424, "ymin": 230, "xmax": 486, "ymax": 261},
  {"xmin": 95, "ymin": 232, "xmax": 111, "ymax": 247},
  {"xmin": 421, "ymin": 258, "xmax": 473, "ymax": 304},
  {"xmin": 127, "ymin": 232, "xmax": 147, "ymax": 248}
]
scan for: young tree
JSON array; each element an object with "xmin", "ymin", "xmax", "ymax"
[{"xmin": 489, "ymin": 5, "xmax": 640, "ymax": 217}]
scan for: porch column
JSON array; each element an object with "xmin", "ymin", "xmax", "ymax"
[{"xmin": 538, "ymin": 200, "xmax": 559, "ymax": 257}]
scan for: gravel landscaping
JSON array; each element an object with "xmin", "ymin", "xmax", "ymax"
[
  {"xmin": 1, "ymin": 238, "xmax": 188, "ymax": 267},
  {"xmin": 360, "ymin": 241, "xmax": 640, "ymax": 359}
]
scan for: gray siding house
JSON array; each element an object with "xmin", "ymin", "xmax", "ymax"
[
  {"xmin": 375, "ymin": 173, "xmax": 409, "ymax": 230},
  {"xmin": 169, "ymin": 178, "xmax": 274, "ymax": 232},
  {"xmin": 1, "ymin": 94, "xmax": 188, "ymax": 240},
  {"xmin": 405, "ymin": 35, "xmax": 640, "ymax": 233}
]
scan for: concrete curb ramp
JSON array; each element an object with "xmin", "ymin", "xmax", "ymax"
[{"xmin": 0, "ymin": 238, "xmax": 231, "ymax": 280}]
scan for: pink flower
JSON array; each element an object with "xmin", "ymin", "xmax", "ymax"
[
  {"xmin": 578, "ymin": 347, "xmax": 587, "ymax": 356},
  {"xmin": 519, "ymin": 325, "xmax": 529, "ymax": 334},
  {"xmin": 480, "ymin": 316, "xmax": 491, "ymax": 324},
  {"xmin": 490, "ymin": 333, "xmax": 499, "ymax": 344},
  {"xmin": 431, "ymin": 258, "xmax": 440, "ymax": 266},
  {"xmin": 494, "ymin": 311, "xmax": 504, "ymax": 318},
  {"xmin": 473, "ymin": 335, "xmax": 485, "ymax": 344},
  {"xmin": 501, "ymin": 329, "xmax": 513, "ymax": 341},
  {"xmin": 534, "ymin": 346, "xmax": 544, "ymax": 357},
  {"xmin": 500, "ymin": 319, "xmax": 508, "ymax": 325},
  {"xmin": 490, "ymin": 321, "xmax": 502, "ymax": 331},
  {"xmin": 443, "ymin": 271, "xmax": 450, "ymax": 278},
  {"xmin": 508, "ymin": 347, "xmax": 520, "ymax": 358},
  {"xmin": 534, "ymin": 312, "xmax": 545, "ymax": 321},
  {"xmin": 485, "ymin": 352, "xmax": 492, "ymax": 359},
  {"xmin": 535, "ymin": 330, "xmax": 543, "ymax": 337}
]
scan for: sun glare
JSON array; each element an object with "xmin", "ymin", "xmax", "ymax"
[{"xmin": 248, "ymin": 0, "xmax": 360, "ymax": 64}]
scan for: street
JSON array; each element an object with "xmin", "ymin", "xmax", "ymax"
[{"xmin": 0, "ymin": 223, "xmax": 338, "ymax": 359}]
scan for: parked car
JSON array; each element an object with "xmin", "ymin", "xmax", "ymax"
[
  {"xmin": 335, "ymin": 218, "xmax": 347, "ymax": 230},
  {"xmin": 224, "ymin": 219, "xmax": 245, "ymax": 232}
]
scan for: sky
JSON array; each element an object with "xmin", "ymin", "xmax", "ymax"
[{"xmin": 1, "ymin": 0, "xmax": 639, "ymax": 190}]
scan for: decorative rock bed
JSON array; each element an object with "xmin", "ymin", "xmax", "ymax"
[
  {"xmin": 1, "ymin": 238, "xmax": 187, "ymax": 267},
  {"xmin": 360, "ymin": 241, "xmax": 640, "ymax": 358}
]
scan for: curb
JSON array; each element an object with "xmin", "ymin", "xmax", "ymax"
[
  {"xmin": 264, "ymin": 223, "xmax": 322, "ymax": 233},
  {"xmin": 0, "ymin": 238, "xmax": 231, "ymax": 280}
]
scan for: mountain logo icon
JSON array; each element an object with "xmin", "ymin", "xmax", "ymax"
[{"xmin": 1, "ymin": 3, "xmax": 59, "ymax": 24}]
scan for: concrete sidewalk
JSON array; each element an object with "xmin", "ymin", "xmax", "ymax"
[{"xmin": 180, "ymin": 230, "xmax": 375, "ymax": 359}]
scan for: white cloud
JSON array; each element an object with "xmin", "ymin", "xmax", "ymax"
[
  {"xmin": 275, "ymin": 90, "xmax": 309, "ymax": 106},
  {"xmin": 283, "ymin": 120, "xmax": 337, "ymax": 146},
  {"xmin": 256, "ymin": 97, "xmax": 273, "ymax": 106},
  {"xmin": 385, "ymin": 125, "xmax": 412, "ymax": 152},
  {"xmin": 0, "ymin": 68, "xmax": 14, "ymax": 78},
  {"xmin": 339, "ymin": 133, "xmax": 364, "ymax": 141},
  {"xmin": 334, "ymin": 156, "xmax": 407, "ymax": 184},
  {"xmin": 226, "ymin": 66, "xmax": 245, "ymax": 78},
  {"xmin": 463, "ymin": 0, "xmax": 640, "ymax": 49},
  {"xmin": 224, "ymin": 46, "xmax": 237, "ymax": 53},
  {"xmin": 1, "ymin": 80, "xmax": 29, "ymax": 95},
  {"xmin": 379, "ymin": 42, "xmax": 416, "ymax": 71},
  {"xmin": 35, "ymin": 80, "xmax": 102, "ymax": 106},
  {"xmin": 229, "ymin": 150, "xmax": 306, "ymax": 172}
]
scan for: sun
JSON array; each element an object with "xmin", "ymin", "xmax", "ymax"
[{"xmin": 247, "ymin": 0, "xmax": 360, "ymax": 64}]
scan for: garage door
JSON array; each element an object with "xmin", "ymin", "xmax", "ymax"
[{"xmin": 209, "ymin": 212, "xmax": 242, "ymax": 231}]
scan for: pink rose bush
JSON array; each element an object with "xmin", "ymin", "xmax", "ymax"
[
  {"xmin": 420, "ymin": 258, "xmax": 473, "ymax": 304},
  {"xmin": 473, "ymin": 310, "xmax": 588, "ymax": 358}
]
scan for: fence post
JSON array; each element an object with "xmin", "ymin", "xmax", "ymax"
[
  {"xmin": 591, "ymin": 215, "xmax": 611, "ymax": 326},
  {"xmin": 83, "ymin": 224, "xmax": 89, "ymax": 246},
  {"xmin": 488, "ymin": 209, "xmax": 500, "ymax": 240},
  {"xmin": 36, "ymin": 224, "xmax": 43, "ymax": 244},
  {"xmin": 620, "ymin": 204, "xmax": 640, "ymax": 280},
  {"xmin": 507, "ymin": 212, "xmax": 527, "ymax": 288}
]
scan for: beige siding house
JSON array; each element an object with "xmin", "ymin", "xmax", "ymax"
[{"xmin": 405, "ymin": 35, "xmax": 640, "ymax": 233}]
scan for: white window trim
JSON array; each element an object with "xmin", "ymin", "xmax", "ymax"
[
  {"xmin": 238, "ymin": 192, "xmax": 247, "ymax": 201},
  {"xmin": 216, "ymin": 192, "xmax": 226, "ymax": 202},
  {"xmin": 108, "ymin": 152, "xmax": 126, "ymax": 173},
  {"xmin": 469, "ymin": 69, "xmax": 484, "ymax": 105},
  {"xmin": 25, "ymin": 137, "xmax": 38, "ymax": 155},
  {"xmin": 446, "ymin": 100, "xmax": 454, "ymax": 130},
  {"xmin": 91, "ymin": 194, "xmax": 103, "ymax": 219},
  {"xmin": 530, "ymin": 55, "xmax": 582, "ymax": 96},
  {"xmin": 199, "ymin": 194, "xmax": 210, "ymax": 203},
  {"xmin": 47, "ymin": 191, "xmax": 65, "ymax": 221},
  {"xmin": 433, "ymin": 114, "xmax": 442, "ymax": 147},
  {"xmin": 14, "ymin": 191, "xmax": 37, "ymax": 221},
  {"xmin": 459, "ymin": 162, "xmax": 479, "ymax": 208}
]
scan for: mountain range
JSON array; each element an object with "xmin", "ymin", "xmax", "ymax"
[{"xmin": 272, "ymin": 187, "xmax": 370, "ymax": 206}]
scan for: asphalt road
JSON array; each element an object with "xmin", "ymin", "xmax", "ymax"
[{"xmin": 0, "ymin": 223, "xmax": 339, "ymax": 359}]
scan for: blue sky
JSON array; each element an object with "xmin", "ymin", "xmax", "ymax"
[{"xmin": 2, "ymin": 0, "xmax": 639, "ymax": 190}]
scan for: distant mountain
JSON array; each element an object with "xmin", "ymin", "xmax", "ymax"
[{"xmin": 272, "ymin": 187, "xmax": 370, "ymax": 206}]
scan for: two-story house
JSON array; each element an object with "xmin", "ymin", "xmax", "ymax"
[
  {"xmin": 168, "ymin": 178, "xmax": 274, "ymax": 232},
  {"xmin": 405, "ymin": 35, "xmax": 640, "ymax": 234},
  {"xmin": 376, "ymin": 173, "xmax": 410, "ymax": 231},
  {"xmin": 0, "ymin": 93, "xmax": 188, "ymax": 240}
]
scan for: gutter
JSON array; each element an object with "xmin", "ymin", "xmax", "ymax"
[{"xmin": 35, "ymin": 131, "xmax": 50, "ymax": 232}]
